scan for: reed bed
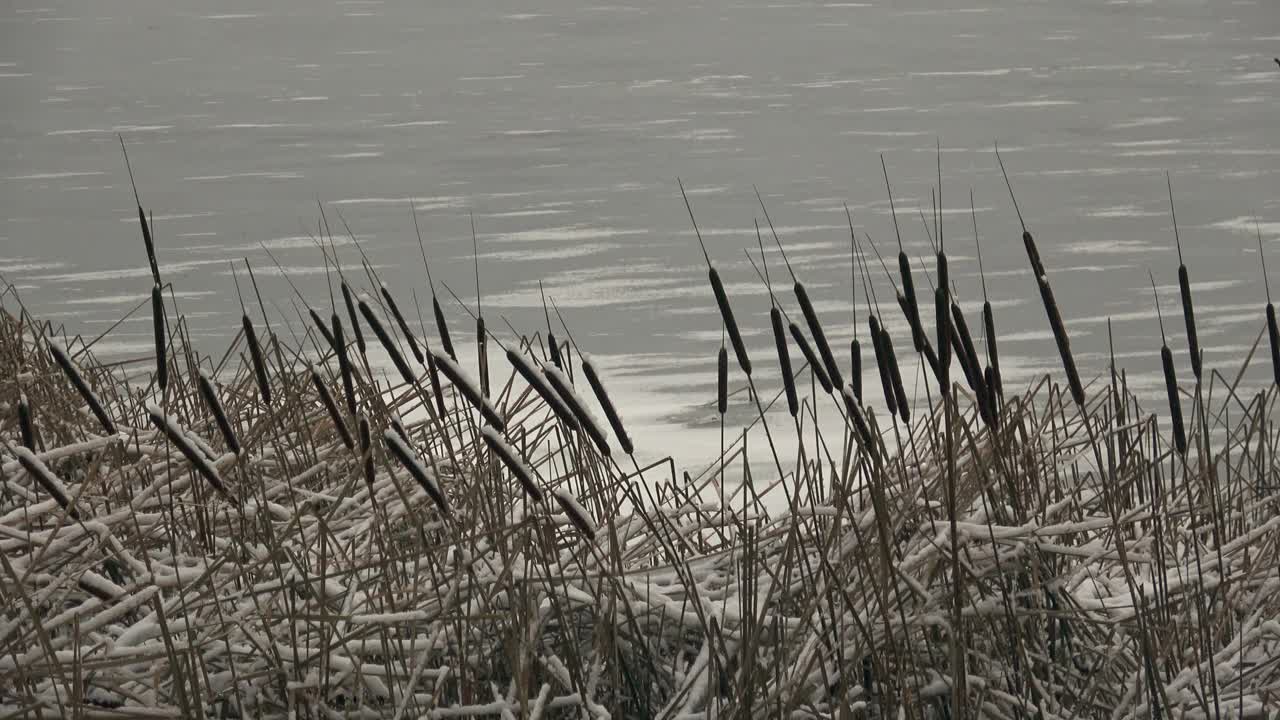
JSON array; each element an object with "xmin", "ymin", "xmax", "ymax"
[{"xmin": 2, "ymin": 167, "xmax": 1280, "ymax": 720}]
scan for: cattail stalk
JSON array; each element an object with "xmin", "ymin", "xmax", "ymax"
[
  {"xmin": 47, "ymin": 341, "xmax": 116, "ymax": 436},
  {"xmin": 197, "ymin": 370, "xmax": 241, "ymax": 455}
]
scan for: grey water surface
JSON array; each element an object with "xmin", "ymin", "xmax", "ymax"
[{"xmin": 2, "ymin": 0, "xmax": 1278, "ymax": 465}]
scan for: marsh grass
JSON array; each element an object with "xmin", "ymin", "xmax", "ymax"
[{"xmin": 1, "ymin": 160, "xmax": 1279, "ymax": 720}]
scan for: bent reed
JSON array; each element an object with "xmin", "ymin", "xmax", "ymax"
[{"xmin": 1, "ymin": 156, "xmax": 1279, "ymax": 720}]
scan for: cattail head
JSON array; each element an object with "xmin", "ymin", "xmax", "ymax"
[
  {"xmin": 310, "ymin": 307, "xmax": 336, "ymax": 350},
  {"xmin": 789, "ymin": 322, "xmax": 832, "ymax": 394},
  {"xmin": 341, "ymin": 281, "xmax": 366, "ymax": 358},
  {"xmin": 14, "ymin": 446, "xmax": 78, "ymax": 519},
  {"xmin": 898, "ymin": 253, "xmax": 923, "ymax": 352},
  {"xmin": 951, "ymin": 302, "xmax": 987, "ymax": 402},
  {"xmin": 507, "ymin": 348, "xmax": 579, "ymax": 432},
  {"xmin": 198, "ymin": 369, "xmax": 242, "ymax": 455},
  {"xmin": 881, "ymin": 327, "xmax": 909, "ymax": 424},
  {"xmin": 477, "ymin": 316, "xmax": 490, "ymax": 399},
  {"xmin": 552, "ymin": 488, "xmax": 596, "ymax": 540},
  {"xmin": 934, "ymin": 287, "xmax": 951, "ymax": 390},
  {"xmin": 384, "ymin": 429, "xmax": 449, "ymax": 515},
  {"xmin": 379, "ymin": 284, "xmax": 424, "ymax": 365},
  {"xmin": 868, "ymin": 314, "xmax": 897, "ymax": 419},
  {"xmin": 357, "ymin": 294, "xmax": 416, "ymax": 387},
  {"xmin": 581, "ymin": 353, "xmax": 634, "ymax": 455},
  {"xmin": 1023, "ymin": 230, "xmax": 1044, "ymax": 276},
  {"xmin": 841, "ymin": 384, "xmax": 875, "ymax": 452},
  {"xmin": 1177, "ymin": 265, "xmax": 1201, "ymax": 382},
  {"xmin": 770, "ymin": 307, "xmax": 799, "ymax": 418},
  {"xmin": 850, "ymin": 338, "xmax": 863, "ymax": 403},
  {"xmin": 1267, "ymin": 303, "xmax": 1280, "ymax": 387},
  {"xmin": 432, "ymin": 295, "xmax": 455, "ymax": 361},
  {"xmin": 433, "ymin": 350, "xmax": 505, "ymax": 431},
  {"xmin": 307, "ymin": 363, "xmax": 353, "ymax": 450},
  {"xmin": 151, "ymin": 284, "xmax": 167, "ymax": 392},
  {"xmin": 242, "ymin": 314, "xmax": 272, "ymax": 406},
  {"xmin": 332, "ymin": 313, "xmax": 358, "ymax": 419},
  {"xmin": 147, "ymin": 402, "xmax": 233, "ymax": 504},
  {"xmin": 982, "ymin": 301, "xmax": 1002, "ymax": 401},
  {"xmin": 543, "ymin": 363, "xmax": 610, "ymax": 457},
  {"xmin": 796, "ymin": 281, "xmax": 844, "ymax": 389},
  {"xmin": 709, "ymin": 267, "xmax": 752, "ymax": 376},
  {"xmin": 548, "ymin": 331, "xmax": 563, "ymax": 369},
  {"xmin": 1161, "ymin": 344, "xmax": 1187, "ymax": 455},
  {"xmin": 481, "ymin": 426, "xmax": 543, "ymax": 502},
  {"xmin": 17, "ymin": 392, "xmax": 36, "ymax": 450},
  {"xmin": 47, "ymin": 340, "xmax": 116, "ymax": 436},
  {"xmin": 1037, "ymin": 274, "xmax": 1085, "ymax": 407},
  {"xmin": 359, "ymin": 415, "xmax": 375, "ymax": 491}
]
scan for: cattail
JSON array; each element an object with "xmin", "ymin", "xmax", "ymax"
[
  {"xmin": 477, "ymin": 317, "xmax": 490, "ymax": 398},
  {"xmin": 898, "ymin": 254, "xmax": 924, "ymax": 352},
  {"xmin": 432, "ymin": 295, "xmax": 455, "ymax": 361},
  {"xmin": 151, "ymin": 284, "xmax": 167, "ymax": 392},
  {"xmin": 882, "ymin": 327, "xmax": 909, "ymax": 424},
  {"xmin": 581, "ymin": 353, "xmax": 634, "ymax": 455},
  {"xmin": 869, "ymin": 315, "xmax": 897, "ymax": 419},
  {"xmin": 1178, "ymin": 265, "xmax": 1201, "ymax": 381},
  {"xmin": 147, "ymin": 402, "xmax": 233, "ymax": 503},
  {"xmin": 840, "ymin": 385, "xmax": 874, "ymax": 451},
  {"xmin": 1162, "ymin": 345, "xmax": 1187, "ymax": 455},
  {"xmin": 795, "ymin": 281, "xmax": 843, "ymax": 389},
  {"xmin": 341, "ymin": 282, "xmax": 366, "ymax": 358},
  {"xmin": 1269, "ymin": 304, "xmax": 1280, "ymax": 388},
  {"xmin": 480, "ymin": 426, "xmax": 543, "ymax": 502},
  {"xmin": 983, "ymin": 365, "xmax": 1000, "ymax": 428},
  {"xmin": 717, "ymin": 345, "xmax": 729, "ymax": 415},
  {"xmin": 309, "ymin": 308, "xmax": 336, "ymax": 351},
  {"xmin": 543, "ymin": 364, "xmax": 610, "ymax": 457},
  {"xmin": 332, "ymin": 313, "xmax": 357, "ymax": 419},
  {"xmin": 308, "ymin": 364, "xmax": 353, "ymax": 449},
  {"xmin": 18, "ymin": 393, "xmax": 36, "ymax": 450},
  {"xmin": 936, "ymin": 251, "xmax": 948, "ymax": 299},
  {"xmin": 14, "ymin": 446, "xmax": 78, "ymax": 519},
  {"xmin": 47, "ymin": 341, "xmax": 116, "ymax": 436},
  {"xmin": 359, "ymin": 416, "xmax": 375, "ymax": 492},
  {"xmin": 242, "ymin": 314, "xmax": 271, "ymax": 406},
  {"xmin": 379, "ymin": 284, "xmax": 424, "ymax": 364},
  {"xmin": 139, "ymin": 206, "xmax": 160, "ymax": 286},
  {"xmin": 709, "ymin": 268, "xmax": 751, "ymax": 375},
  {"xmin": 433, "ymin": 350, "xmax": 505, "ymax": 431},
  {"xmin": 425, "ymin": 349, "xmax": 448, "ymax": 421},
  {"xmin": 934, "ymin": 287, "xmax": 951, "ymax": 392},
  {"xmin": 384, "ymin": 430, "xmax": 449, "ymax": 515},
  {"xmin": 790, "ymin": 322, "xmax": 832, "ymax": 394},
  {"xmin": 507, "ymin": 348, "xmax": 579, "ymax": 432},
  {"xmin": 552, "ymin": 488, "xmax": 596, "ymax": 540},
  {"xmin": 850, "ymin": 338, "xmax": 863, "ymax": 402},
  {"xmin": 198, "ymin": 370, "xmax": 241, "ymax": 455},
  {"xmin": 389, "ymin": 413, "xmax": 410, "ymax": 445},
  {"xmin": 951, "ymin": 302, "xmax": 987, "ymax": 401},
  {"xmin": 1038, "ymin": 274, "xmax": 1085, "ymax": 407},
  {"xmin": 548, "ymin": 332, "xmax": 563, "ymax": 369},
  {"xmin": 357, "ymin": 294, "xmax": 416, "ymax": 387},
  {"xmin": 1023, "ymin": 230, "xmax": 1044, "ymax": 277},
  {"xmin": 771, "ymin": 308, "xmax": 799, "ymax": 417},
  {"xmin": 983, "ymin": 302, "xmax": 1003, "ymax": 400}
]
